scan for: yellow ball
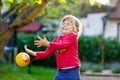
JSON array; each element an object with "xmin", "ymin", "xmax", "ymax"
[{"xmin": 15, "ymin": 52, "xmax": 30, "ymax": 67}]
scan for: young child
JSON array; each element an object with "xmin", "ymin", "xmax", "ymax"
[{"xmin": 24, "ymin": 15, "xmax": 82, "ymax": 80}]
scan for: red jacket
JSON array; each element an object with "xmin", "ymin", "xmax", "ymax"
[{"xmin": 35, "ymin": 33, "xmax": 81, "ymax": 69}]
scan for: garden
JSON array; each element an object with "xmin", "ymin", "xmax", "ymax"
[
  {"xmin": 1, "ymin": 0, "xmax": 120, "ymax": 80},
  {"xmin": 1, "ymin": 32, "xmax": 120, "ymax": 80}
]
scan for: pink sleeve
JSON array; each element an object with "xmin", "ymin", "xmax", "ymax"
[
  {"xmin": 35, "ymin": 47, "xmax": 54, "ymax": 60},
  {"xmin": 50, "ymin": 34, "xmax": 77, "ymax": 50}
]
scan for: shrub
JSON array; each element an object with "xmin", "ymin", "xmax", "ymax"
[
  {"xmin": 80, "ymin": 66, "xmax": 87, "ymax": 73},
  {"xmin": 104, "ymin": 64, "xmax": 110, "ymax": 70},
  {"xmin": 111, "ymin": 65, "xmax": 120, "ymax": 73},
  {"xmin": 104, "ymin": 38, "xmax": 119, "ymax": 62},
  {"xmin": 78, "ymin": 36, "xmax": 101, "ymax": 62},
  {"xmin": 92, "ymin": 64, "xmax": 103, "ymax": 72},
  {"xmin": 78, "ymin": 36, "xmax": 120, "ymax": 63},
  {"xmin": 80, "ymin": 62, "xmax": 93, "ymax": 72}
]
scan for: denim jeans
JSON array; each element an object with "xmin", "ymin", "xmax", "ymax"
[{"xmin": 54, "ymin": 67, "xmax": 80, "ymax": 80}]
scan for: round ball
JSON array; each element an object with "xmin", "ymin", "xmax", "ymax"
[{"xmin": 15, "ymin": 52, "xmax": 30, "ymax": 67}]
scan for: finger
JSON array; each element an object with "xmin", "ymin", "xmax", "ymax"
[
  {"xmin": 34, "ymin": 43, "xmax": 40, "ymax": 46},
  {"xmin": 37, "ymin": 45, "xmax": 41, "ymax": 47},
  {"xmin": 43, "ymin": 35, "xmax": 46, "ymax": 39},
  {"xmin": 34, "ymin": 40, "xmax": 40, "ymax": 43},
  {"xmin": 24, "ymin": 45, "xmax": 29, "ymax": 52},
  {"xmin": 34, "ymin": 41, "xmax": 40, "ymax": 44},
  {"xmin": 37, "ymin": 35, "xmax": 42, "ymax": 40},
  {"xmin": 24, "ymin": 45, "xmax": 27, "ymax": 49}
]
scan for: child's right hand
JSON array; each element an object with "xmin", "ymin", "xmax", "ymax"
[
  {"xmin": 34, "ymin": 35, "xmax": 50, "ymax": 47},
  {"xmin": 24, "ymin": 45, "xmax": 36, "ymax": 56}
]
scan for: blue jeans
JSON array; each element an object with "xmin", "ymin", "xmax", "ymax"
[{"xmin": 54, "ymin": 67, "xmax": 80, "ymax": 80}]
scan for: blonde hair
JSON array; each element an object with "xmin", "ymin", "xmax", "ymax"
[{"xmin": 59, "ymin": 15, "xmax": 83, "ymax": 38}]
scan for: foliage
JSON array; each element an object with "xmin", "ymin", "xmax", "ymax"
[
  {"xmin": 80, "ymin": 62, "xmax": 91, "ymax": 72},
  {"xmin": 104, "ymin": 63, "xmax": 110, "ymax": 70},
  {"xmin": 92, "ymin": 64, "xmax": 103, "ymax": 72},
  {"xmin": 78, "ymin": 36, "xmax": 101, "ymax": 62},
  {"xmin": 40, "ymin": 0, "xmax": 104, "ymax": 25},
  {"xmin": 0, "ymin": 0, "xmax": 104, "ymax": 27},
  {"xmin": 104, "ymin": 38, "xmax": 120, "ymax": 62},
  {"xmin": 111, "ymin": 65, "xmax": 120, "ymax": 73},
  {"xmin": 80, "ymin": 66, "xmax": 87, "ymax": 73},
  {"xmin": 17, "ymin": 32, "xmax": 56, "ymax": 52},
  {"xmin": 78, "ymin": 36, "xmax": 120, "ymax": 63}
]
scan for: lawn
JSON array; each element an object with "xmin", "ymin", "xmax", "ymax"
[{"xmin": 0, "ymin": 63, "xmax": 57, "ymax": 80}]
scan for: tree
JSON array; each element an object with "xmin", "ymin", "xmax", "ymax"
[{"xmin": 0, "ymin": 0, "xmax": 50, "ymax": 58}]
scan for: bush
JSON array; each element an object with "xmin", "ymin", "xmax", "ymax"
[
  {"xmin": 78, "ymin": 36, "xmax": 120, "ymax": 63},
  {"xmin": 104, "ymin": 64, "xmax": 110, "ymax": 70},
  {"xmin": 92, "ymin": 64, "xmax": 103, "ymax": 72},
  {"xmin": 80, "ymin": 62, "xmax": 90, "ymax": 72},
  {"xmin": 78, "ymin": 36, "xmax": 101, "ymax": 62},
  {"xmin": 104, "ymin": 38, "xmax": 119, "ymax": 62},
  {"xmin": 111, "ymin": 65, "xmax": 120, "ymax": 73},
  {"xmin": 80, "ymin": 66, "xmax": 87, "ymax": 73}
]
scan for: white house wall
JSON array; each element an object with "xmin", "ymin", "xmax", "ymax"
[
  {"xmin": 80, "ymin": 12, "xmax": 117, "ymax": 38},
  {"xmin": 104, "ymin": 20, "xmax": 117, "ymax": 38}
]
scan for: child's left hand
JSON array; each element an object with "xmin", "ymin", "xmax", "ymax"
[{"xmin": 34, "ymin": 35, "xmax": 50, "ymax": 47}]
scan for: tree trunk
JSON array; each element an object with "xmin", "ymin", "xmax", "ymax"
[{"xmin": 0, "ymin": 0, "xmax": 2, "ymax": 31}]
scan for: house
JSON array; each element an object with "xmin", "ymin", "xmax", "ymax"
[
  {"xmin": 18, "ymin": 21, "xmax": 42, "ymax": 33},
  {"xmin": 107, "ymin": 0, "xmax": 120, "ymax": 40},
  {"xmin": 80, "ymin": 0, "xmax": 120, "ymax": 40}
]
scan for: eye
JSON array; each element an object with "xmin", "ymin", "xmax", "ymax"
[
  {"xmin": 66, "ymin": 23, "xmax": 70, "ymax": 26},
  {"xmin": 22, "ymin": 53, "xmax": 29, "ymax": 60},
  {"xmin": 63, "ymin": 22, "xmax": 71, "ymax": 26}
]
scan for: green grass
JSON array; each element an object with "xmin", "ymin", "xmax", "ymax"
[{"xmin": 0, "ymin": 63, "xmax": 57, "ymax": 80}]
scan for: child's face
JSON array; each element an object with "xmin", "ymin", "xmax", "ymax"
[{"xmin": 60, "ymin": 18, "xmax": 74, "ymax": 35}]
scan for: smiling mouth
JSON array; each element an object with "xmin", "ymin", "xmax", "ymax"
[{"xmin": 62, "ymin": 28, "xmax": 68, "ymax": 30}]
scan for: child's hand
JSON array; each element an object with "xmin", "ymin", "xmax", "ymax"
[
  {"xmin": 34, "ymin": 35, "xmax": 50, "ymax": 47},
  {"xmin": 24, "ymin": 45, "xmax": 36, "ymax": 56}
]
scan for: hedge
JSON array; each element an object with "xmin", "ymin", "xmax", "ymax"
[{"xmin": 17, "ymin": 33, "xmax": 120, "ymax": 67}]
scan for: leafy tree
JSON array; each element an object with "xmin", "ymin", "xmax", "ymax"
[{"xmin": 0, "ymin": 0, "xmax": 50, "ymax": 58}]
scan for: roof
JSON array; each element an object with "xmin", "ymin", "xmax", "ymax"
[
  {"xmin": 1, "ymin": 21, "xmax": 42, "ymax": 33},
  {"xmin": 18, "ymin": 21, "xmax": 42, "ymax": 33},
  {"xmin": 108, "ymin": 0, "xmax": 120, "ymax": 20},
  {"xmin": 82, "ymin": 5, "xmax": 108, "ymax": 17}
]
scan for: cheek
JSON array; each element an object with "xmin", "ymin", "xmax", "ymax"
[{"xmin": 69, "ymin": 26, "xmax": 74, "ymax": 30}]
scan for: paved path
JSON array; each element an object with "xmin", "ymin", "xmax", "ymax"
[
  {"xmin": 81, "ymin": 70, "xmax": 120, "ymax": 80},
  {"xmin": 81, "ymin": 76, "xmax": 120, "ymax": 80}
]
